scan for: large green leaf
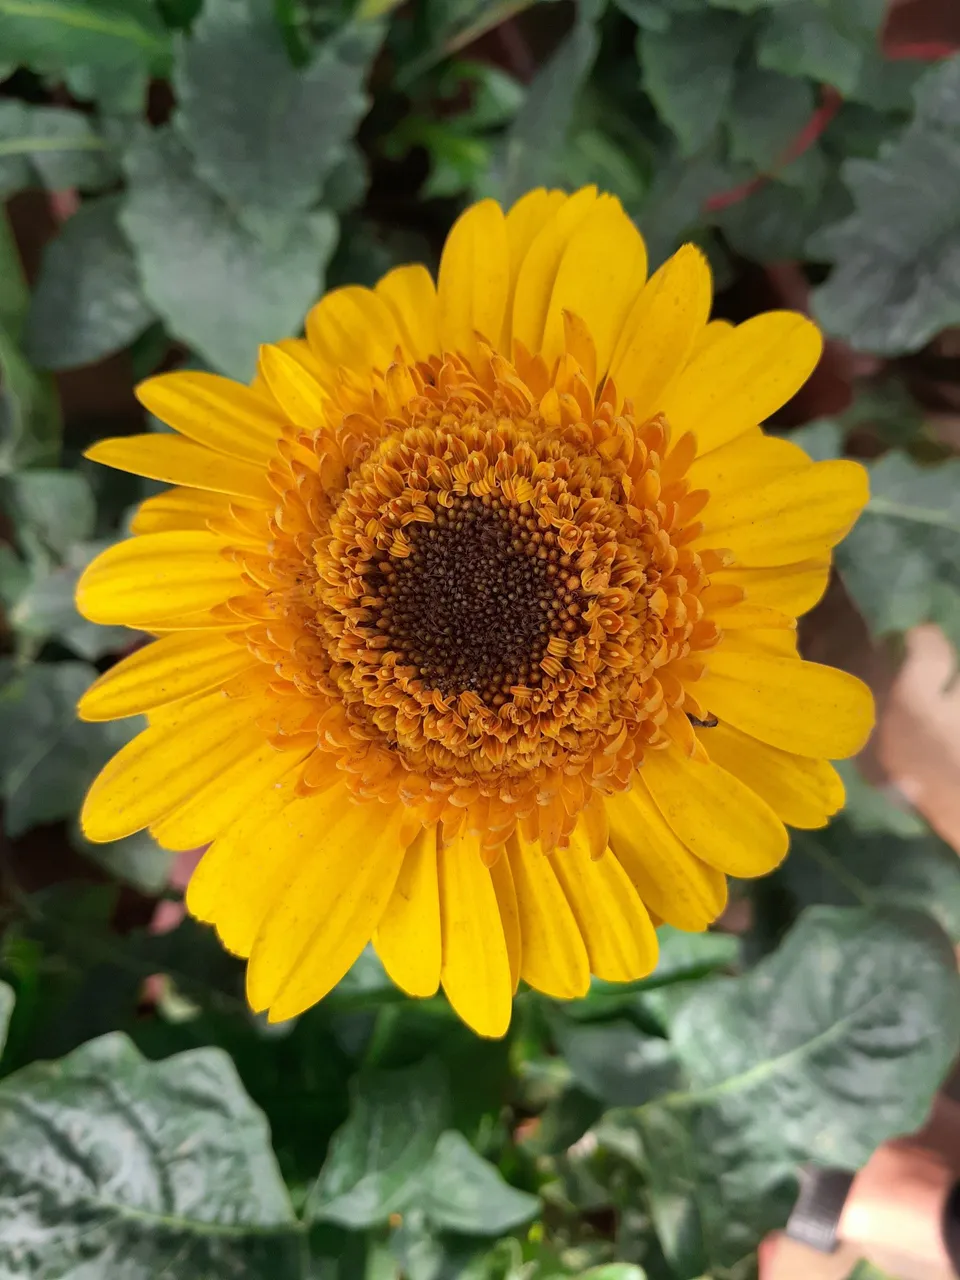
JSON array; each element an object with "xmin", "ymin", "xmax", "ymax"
[
  {"xmin": 8, "ymin": 541, "xmax": 132, "ymax": 661},
  {"xmin": 24, "ymin": 195, "xmax": 155, "ymax": 371},
  {"xmin": 0, "ymin": 981, "xmax": 14, "ymax": 1058},
  {"xmin": 597, "ymin": 907, "xmax": 960, "ymax": 1274},
  {"xmin": 0, "ymin": 102, "xmax": 115, "ymax": 198},
  {"xmin": 0, "ymin": 661, "xmax": 135, "ymax": 836},
  {"xmin": 175, "ymin": 0, "xmax": 383, "ymax": 236},
  {"xmin": 725, "ymin": 68, "xmax": 814, "ymax": 172},
  {"xmin": 120, "ymin": 126, "xmax": 338, "ymax": 378},
  {"xmin": 784, "ymin": 819, "xmax": 960, "ymax": 945},
  {"xmin": 552, "ymin": 1019, "xmax": 682, "ymax": 1107},
  {"xmin": 811, "ymin": 58, "xmax": 960, "ymax": 355},
  {"xmin": 484, "ymin": 1, "xmax": 600, "ymax": 205},
  {"xmin": 8, "ymin": 468, "xmax": 96, "ymax": 558},
  {"xmin": 307, "ymin": 1060, "xmax": 449, "ymax": 1229},
  {"xmin": 639, "ymin": 11, "xmax": 748, "ymax": 156},
  {"xmin": 0, "ymin": 1032, "xmax": 304, "ymax": 1276},
  {"xmin": 756, "ymin": 0, "xmax": 885, "ymax": 96},
  {"xmin": 834, "ymin": 453, "xmax": 960, "ymax": 653},
  {"xmin": 420, "ymin": 1131, "xmax": 540, "ymax": 1236}
]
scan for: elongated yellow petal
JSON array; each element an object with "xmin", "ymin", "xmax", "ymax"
[
  {"xmin": 129, "ymin": 487, "xmax": 242, "ymax": 534},
  {"xmin": 374, "ymin": 825, "xmax": 442, "ymax": 998},
  {"xmin": 501, "ymin": 188, "xmax": 567, "ymax": 352},
  {"xmin": 703, "ymin": 721, "xmax": 845, "ymax": 829},
  {"xmin": 136, "ymin": 371, "xmax": 284, "ymax": 463},
  {"xmin": 506, "ymin": 833, "xmax": 590, "ymax": 999},
  {"xmin": 511, "ymin": 186, "xmax": 599, "ymax": 357},
  {"xmin": 609, "ymin": 243, "xmax": 711, "ymax": 417},
  {"xmin": 438, "ymin": 199, "xmax": 509, "ymax": 361},
  {"xmin": 81, "ymin": 692, "xmax": 268, "ymax": 842},
  {"xmin": 77, "ymin": 531, "xmax": 242, "ymax": 627},
  {"xmin": 375, "ymin": 264, "xmax": 439, "ymax": 363},
  {"xmin": 540, "ymin": 198, "xmax": 647, "ymax": 379},
  {"xmin": 151, "ymin": 736, "xmax": 309, "ymax": 852},
  {"xmin": 660, "ymin": 311, "xmax": 823, "ymax": 455},
  {"xmin": 439, "ymin": 830, "xmax": 512, "ymax": 1038},
  {"xmin": 85, "ymin": 435, "xmax": 274, "ymax": 501},
  {"xmin": 305, "ymin": 284, "xmax": 401, "ymax": 375},
  {"xmin": 186, "ymin": 778, "xmax": 301, "ymax": 955},
  {"xmin": 639, "ymin": 742, "xmax": 788, "ymax": 877},
  {"xmin": 692, "ymin": 459, "xmax": 869, "ymax": 566},
  {"xmin": 78, "ymin": 633, "xmax": 255, "ymax": 721},
  {"xmin": 696, "ymin": 642, "xmax": 875, "ymax": 759},
  {"xmin": 686, "ymin": 432, "xmax": 812, "ymax": 498},
  {"xmin": 258, "ymin": 343, "xmax": 329, "ymax": 431},
  {"xmin": 552, "ymin": 824, "xmax": 658, "ymax": 982},
  {"xmin": 489, "ymin": 849, "xmax": 521, "ymax": 993},
  {"xmin": 710, "ymin": 559, "xmax": 831, "ymax": 616},
  {"xmin": 607, "ymin": 784, "xmax": 727, "ymax": 930},
  {"xmin": 246, "ymin": 793, "xmax": 405, "ymax": 1019}
]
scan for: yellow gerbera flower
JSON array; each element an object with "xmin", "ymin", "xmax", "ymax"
[{"xmin": 75, "ymin": 187, "xmax": 874, "ymax": 1037}]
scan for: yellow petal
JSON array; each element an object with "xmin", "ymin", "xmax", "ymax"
[
  {"xmin": 86, "ymin": 435, "xmax": 274, "ymax": 501},
  {"xmin": 511, "ymin": 186, "xmax": 599, "ymax": 358},
  {"xmin": 258, "ymin": 343, "xmax": 329, "ymax": 431},
  {"xmin": 77, "ymin": 531, "xmax": 242, "ymax": 627},
  {"xmin": 506, "ymin": 833, "xmax": 591, "ymax": 999},
  {"xmin": 129, "ymin": 487, "xmax": 241, "ymax": 534},
  {"xmin": 660, "ymin": 311, "xmax": 823, "ymax": 455},
  {"xmin": 81, "ymin": 691, "xmax": 267, "ymax": 842},
  {"xmin": 551, "ymin": 824, "xmax": 658, "ymax": 982},
  {"xmin": 186, "ymin": 778, "xmax": 301, "ymax": 955},
  {"xmin": 375, "ymin": 264, "xmax": 440, "ymax": 363},
  {"xmin": 607, "ymin": 783, "xmax": 727, "ymax": 930},
  {"xmin": 703, "ymin": 721, "xmax": 845, "ymax": 829},
  {"xmin": 639, "ymin": 742, "xmax": 788, "ymax": 877},
  {"xmin": 489, "ymin": 848, "xmax": 521, "ymax": 993},
  {"xmin": 709, "ymin": 559, "xmax": 831, "ymax": 617},
  {"xmin": 78, "ymin": 632, "xmax": 255, "ymax": 721},
  {"xmin": 540, "ymin": 197, "xmax": 648, "ymax": 379},
  {"xmin": 501, "ymin": 188, "xmax": 567, "ymax": 351},
  {"xmin": 608, "ymin": 243, "xmax": 711, "ymax": 418},
  {"xmin": 305, "ymin": 284, "xmax": 401, "ymax": 375},
  {"xmin": 151, "ymin": 736, "xmax": 309, "ymax": 852},
  {"xmin": 696, "ymin": 642, "xmax": 875, "ymax": 758},
  {"xmin": 246, "ymin": 794, "xmax": 405, "ymax": 1019},
  {"xmin": 437, "ymin": 199, "xmax": 510, "ymax": 361},
  {"xmin": 686, "ymin": 432, "xmax": 812, "ymax": 498},
  {"xmin": 374, "ymin": 825, "xmax": 442, "ymax": 998},
  {"xmin": 439, "ymin": 829, "xmax": 513, "ymax": 1038},
  {"xmin": 692, "ymin": 459, "xmax": 869, "ymax": 566},
  {"xmin": 136, "ymin": 371, "xmax": 283, "ymax": 463},
  {"xmin": 690, "ymin": 318, "xmax": 733, "ymax": 357}
]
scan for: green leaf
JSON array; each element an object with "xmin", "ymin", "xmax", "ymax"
[
  {"xmin": 784, "ymin": 819, "xmax": 960, "ymax": 945},
  {"xmin": 175, "ymin": 1, "xmax": 382, "ymax": 237},
  {"xmin": 307, "ymin": 1060, "xmax": 449, "ymax": 1229},
  {"xmin": 9, "ymin": 541, "xmax": 132, "ymax": 660},
  {"xmin": 484, "ymin": 4, "xmax": 600, "ymax": 205},
  {"xmin": 0, "ymin": 1032, "xmax": 304, "ymax": 1275},
  {"xmin": 24, "ymin": 195, "xmax": 155, "ymax": 371},
  {"xmin": 844, "ymin": 1262, "xmax": 896, "ymax": 1280},
  {"xmin": 0, "ymin": 661, "xmax": 135, "ymax": 836},
  {"xmin": 0, "ymin": 0, "xmax": 170, "ymax": 113},
  {"xmin": 581, "ymin": 1268, "xmax": 648, "ymax": 1280},
  {"xmin": 835, "ymin": 759, "xmax": 926, "ymax": 839},
  {"xmin": 640, "ymin": 12, "xmax": 748, "ymax": 156},
  {"xmin": 553, "ymin": 1019, "xmax": 682, "ymax": 1107},
  {"xmin": 0, "ymin": 980, "xmax": 14, "ymax": 1058},
  {"xmin": 811, "ymin": 58, "xmax": 960, "ymax": 355},
  {"xmin": 0, "ymin": 210, "xmax": 60, "ymax": 473},
  {"xmin": 9, "ymin": 468, "xmax": 96, "ymax": 557},
  {"xmin": 71, "ymin": 826, "xmax": 173, "ymax": 894},
  {"xmin": 726, "ymin": 69, "xmax": 814, "ymax": 172},
  {"xmin": 598, "ymin": 906, "xmax": 960, "ymax": 1272},
  {"xmin": 756, "ymin": 0, "xmax": 884, "ymax": 96},
  {"xmin": 834, "ymin": 453, "xmax": 960, "ymax": 648},
  {"xmin": 421, "ymin": 1130, "xmax": 540, "ymax": 1235},
  {"xmin": 0, "ymin": 102, "xmax": 115, "ymax": 198},
  {"xmin": 120, "ymin": 126, "xmax": 338, "ymax": 378}
]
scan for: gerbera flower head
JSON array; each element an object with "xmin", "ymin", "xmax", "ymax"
[{"xmin": 76, "ymin": 187, "xmax": 874, "ymax": 1037}]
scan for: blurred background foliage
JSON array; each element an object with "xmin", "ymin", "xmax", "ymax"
[{"xmin": 1, "ymin": 1, "xmax": 960, "ymax": 1277}]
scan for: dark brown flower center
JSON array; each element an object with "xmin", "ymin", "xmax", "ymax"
[{"xmin": 366, "ymin": 493, "xmax": 584, "ymax": 705}]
